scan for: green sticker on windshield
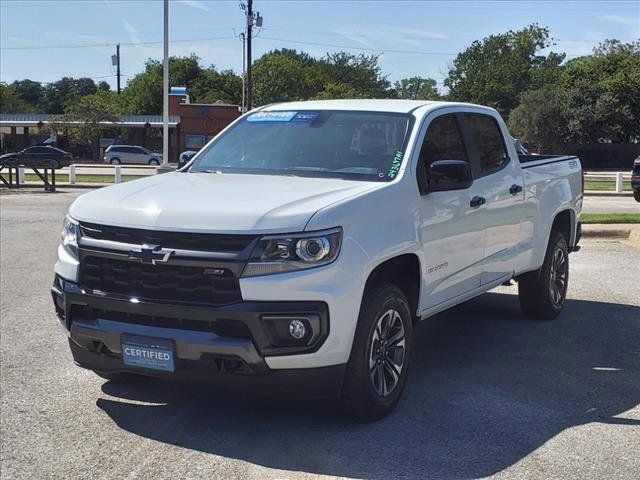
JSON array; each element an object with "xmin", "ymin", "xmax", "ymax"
[{"xmin": 387, "ymin": 151, "xmax": 403, "ymax": 179}]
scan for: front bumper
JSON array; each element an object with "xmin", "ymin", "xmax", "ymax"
[{"xmin": 52, "ymin": 276, "xmax": 344, "ymax": 398}]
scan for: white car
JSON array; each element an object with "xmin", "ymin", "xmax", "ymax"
[
  {"xmin": 104, "ymin": 145, "xmax": 161, "ymax": 165},
  {"xmin": 53, "ymin": 100, "xmax": 583, "ymax": 421}
]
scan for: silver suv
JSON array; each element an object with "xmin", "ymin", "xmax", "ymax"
[{"xmin": 104, "ymin": 145, "xmax": 161, "ymax": 165}]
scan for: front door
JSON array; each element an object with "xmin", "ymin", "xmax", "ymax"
[{"xmin": 416, "ymin": 112, "xmax": 487, "ymax": 310}]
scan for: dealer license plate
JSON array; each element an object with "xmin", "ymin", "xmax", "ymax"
[{"xmin": 121, "ymin": 335, "xmax": 175, "ymax": 372}]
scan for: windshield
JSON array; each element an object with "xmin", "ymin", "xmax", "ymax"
[{"xmin": 189, "ymin": 110, "xmax": 413, "ymax": 181}]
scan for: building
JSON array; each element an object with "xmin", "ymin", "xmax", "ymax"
[{"xmin": 0, "ymin": 87, "xmax": 241, "ymax": 161}]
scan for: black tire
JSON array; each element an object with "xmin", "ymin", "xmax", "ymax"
[
  {"xmin": 634, "ymin": 190, "xmax": 640, "ymax": 203},
  {"xmin": 148, "ymin": 158, "xmax": 160, "ymax": 166},
  {"xmin": 110, "ymin": 158, "xmax": 121, "ymax": 165},
  {"xmin": 94, "ymin": 371, "xmax": 144, "ymax": 383},
  {"xmin": 50, "ymin": 159, "xmax": 61, "ymax": 169},
  {"xmin": 518, "ymin": 230, "xmax": 569, "ymax": 320},
  {"xmin": 341, "ymin": 283, "xmax": 413, "ymax": 422}
]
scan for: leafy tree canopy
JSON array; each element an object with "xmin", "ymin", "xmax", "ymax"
[
  {"xmin": 393, "ymin": 76, "xmax": 440, "ymax": 100},
  {"xmin": 444, "ymin": 24, "xmax": 565, "ymax": 116}
]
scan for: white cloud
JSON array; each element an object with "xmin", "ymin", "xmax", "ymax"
[
  {"xmin": 177, "ymin": 0, "xmax": 210, "ymax": 12},
  {"xmin": 334, "ymin": 24, "xmax": 449, "ymax": 50},
  {"xmin": 123, "ymin": 20, "xmax": 141, "ymax": 45},
  {"xmin": 600, "ymin": 13, "xmax": 640, "ymax": 37}
]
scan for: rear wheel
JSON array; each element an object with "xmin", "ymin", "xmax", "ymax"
[
  {"xmin": 341, "ymin": 283, "xmax": 413, "ymax": 422},
  {"xmin": 634, "ymin": 190, "xmax": 640, "ymax": 202},
  {"xmin": 518, "ymin": 230, "xmax": 569, "ymax": 320},
  {"xmin": 110, "ymin": 158, "xmax": 121, "ymax": 165}
]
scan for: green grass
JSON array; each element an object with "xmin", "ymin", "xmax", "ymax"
[
  {"xmin": 24, "ymin": 174, "xmax": 145, "ymax": 183},
  {"xmin": 584, "ymin": 180, "xmax": 632, "ymax": 191},
  {"xmin": 580, "ymin": 213, "xmax": 640, "ymax": 224}
]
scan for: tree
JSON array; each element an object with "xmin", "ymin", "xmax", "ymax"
[
  {"xmin": 252, "ymin": 49, "xmax": 318, "ymax": 105},
  {"xmin": 558, "ymin": 40, "xmax": 639, "ymax": 142},
  {"xmin": 98, "ymin": 81, "xmax": 111, "ymax": 92},
  {"xmin": 444, "ymin": 24, "xmax": 565, "ymax": 117},
  {"xmin": 316, "ymin": 52, "xmax": 392, "ymax": 99},
  {"xmin": 394, "ymin": 77, "xmax": 440, "ymax": 100},
  {"xmin": 40, "ymin": 77, "xmax": 98, "ymax": 113},
  {"xmin": 50, "ymin": 92, "xmax": 119, "ymax": 159},
  {"xmin": 124, "ymin": 55, "xmax": 206, "ymax": 114},
  {"xmin": 10, "ymin": 79, "xmax": 44, "ymax": 109},
  {"xmin": 0, "ymin": 82, "xmax": 35, "ymax": 113},
  {"xmin": 252, "ymin": 50, "xmax": 394, "ymax": 105},
  {"xmin": 192, "ymin": 67, "xmax": 242, "ymax": 105},
  {"xmin": 508, "ymin": 87, "xmax": 567, "ymax": 152}
]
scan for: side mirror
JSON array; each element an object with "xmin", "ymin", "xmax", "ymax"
[{"xmin": 427, "ymin": 160, "xmax": 473, "ymax": 192}]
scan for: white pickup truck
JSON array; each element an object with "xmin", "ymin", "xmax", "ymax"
[{"xmin": 53, "ymin": 100, "xmax": 583, "ymax": 421}]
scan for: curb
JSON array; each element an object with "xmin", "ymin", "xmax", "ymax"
[
  {"xmin": 584, "ymin": 191, "xmax": 633, "ymax": 197},
  {"xmin": 581, "ymin": 228, "xmax": 631, "ymax": 239},
  {"xmin": 580, "ymin": 224, "xmax": 640, "ymax": 240}
]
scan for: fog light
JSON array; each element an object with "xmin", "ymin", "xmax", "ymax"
[{"xmin": 288, "ymin": 319, "xmax": 306, "ymax": 339}]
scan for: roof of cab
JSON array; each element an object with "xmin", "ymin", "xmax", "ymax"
[{"xmin": 258, "ymin": 99, "xmax": 488, "ymax": 114}]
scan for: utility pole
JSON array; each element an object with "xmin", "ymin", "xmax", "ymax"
[
  {"xmin": 116, "ymin": 44, "xmax": 121, "ymax": 94},
  {"xmin": 246, "ymin": 0, "xmax": 253, "ymax": 111},
  {"xmin": 240, "ymin": 33, "xmax": 246, "ymax": 113},
  {"xmin": 240, "ymin": 0, "xmax": 262, "ymax": 111},
  {"xmin": 111, "ymin": 46, "xmax": 121, "ymax": 94},
  {"xmin": 162, "ymin": 0, "xmax": 169, "ymax": 166}
]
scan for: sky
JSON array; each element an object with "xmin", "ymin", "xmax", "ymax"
[{"xmin": 1, "ymin": 0, "xmax": 639, "ymax": 92}]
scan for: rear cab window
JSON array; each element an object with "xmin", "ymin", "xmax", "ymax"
[{"xmin": 464, "ymin": 113, "xmax": 510, "ymax": 177}]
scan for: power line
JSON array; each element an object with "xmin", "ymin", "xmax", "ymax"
[
  {"xmin": 0, "ymin": 35, "xmax": 234, "ymax": 50},
  {"xmin": 258, "ymin": 36, "xmax": 458, "ymax": 56}
]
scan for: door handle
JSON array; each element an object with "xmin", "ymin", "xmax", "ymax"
[
  {"xmin": 470, "ymin": 196, "xmax": 486, "ymax": 208},
  {"xmin": 509, "ymin": 184, "xmax": 523, "ymax": 195}
]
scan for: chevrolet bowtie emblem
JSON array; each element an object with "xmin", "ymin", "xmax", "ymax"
[{"xmin": 128, "ymin": 244, "xmax": 174, "ymax": 265}]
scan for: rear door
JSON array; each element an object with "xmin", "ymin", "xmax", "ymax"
[
  {"xmin": 416, "ymin": 111, "xmax": 487, "ymax": 309},
  {"xmin": 460, "ymin": 113, "xmax": 525, "ymax": 285}
]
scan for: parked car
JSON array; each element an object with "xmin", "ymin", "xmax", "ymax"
[
  {"xmin": 53, "ymin": 100, "xmax": 583, "ymax": 421},
  {"xmin": 632, "ymin": 156, "xmax": 640, "ymax": 202},
  {"xmin": 104, "ymin": 145, "xmax": 161, "ymax": 165},
  {"xmin": 178, "ymin": 150, "xmax": 198, "ymax": 169},
  {"xmin": 0, "ymin": 146, "xmax": 73, "ymax": 169}
]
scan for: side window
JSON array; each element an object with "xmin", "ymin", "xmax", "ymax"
[
  {"xmin": 465, "ymin": 114, "xmax": 509, "ymax": 175},
  {"xmin": 419, "ymin": 114, "xmax": 468, "ymax": 168}
]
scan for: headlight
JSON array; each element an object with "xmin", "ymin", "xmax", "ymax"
[
  {"xmin": 61, "ymin": 215, "xmax": 79, "ymax": 258},
  {"xmin": 242, "ymin": 228, "xmax": 341, "ymax": 277}
]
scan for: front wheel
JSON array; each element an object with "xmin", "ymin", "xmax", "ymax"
[
  {"xmin": 148, "ymin": 158, "xmax": 160, "ymax": 166},
  {"xmin": 634, "ymin": 190, "xmax": 640, "ymax": 203},
  {"xmin": 341, "ymin": 283, "xmax": 413, "ymax": 422},
  {"xmin": 110, "ymin": 158, "xmax": 121, "ymax": 165},
  {"xmin": 518, "ymin": 230, "xmax": 569, "ymax": 320}
]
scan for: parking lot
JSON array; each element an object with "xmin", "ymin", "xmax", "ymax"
[{"xmin": 1, "ymin": 189, "xmax": 639, "ymax": 480}]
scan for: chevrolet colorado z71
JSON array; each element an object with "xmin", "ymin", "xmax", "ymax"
[{"xmin": 53, "ymin": 100, "xmax": 583, "ymax": 421}]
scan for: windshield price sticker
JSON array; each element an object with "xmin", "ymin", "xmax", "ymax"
[
  {"xmin": 247, "ymin": 111, "xmax": 298, "ymax": 122},
  {"xmin": 292, "ymin": 112, "xmax": 320, "ymax": 122}
]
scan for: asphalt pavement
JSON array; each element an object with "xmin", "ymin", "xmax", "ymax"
[{"xmin": 1, "ymin": 190, "xmax": 639, "ymax": 480}]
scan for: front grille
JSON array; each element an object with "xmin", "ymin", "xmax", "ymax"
[
  {"xmin": 72, "ymin": 305, "xmax": 251, "ymax": 339},
  {"xmin": 79, "ymin": 222, "xmax": 257, "ymax": 252},
  {"xmin": 79, "ymin": 255, "xmax": 242, "ymax": 305}
]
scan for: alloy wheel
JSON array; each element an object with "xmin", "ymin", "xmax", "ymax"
[{"xmin": 369, "ymin": 308, "xmax": 406, "ymax": 397}]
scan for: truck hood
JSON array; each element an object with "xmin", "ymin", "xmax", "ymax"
[{"xmin": 69, "ymin": 171, "xmax": 381, "ymax": 234}]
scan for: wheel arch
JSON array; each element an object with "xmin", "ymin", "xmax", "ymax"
[{"xmin": 362, "ymin": 253, "xmax": 421, "ymax": 322}]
